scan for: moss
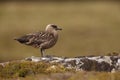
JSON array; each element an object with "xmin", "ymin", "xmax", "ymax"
[
  {"xmin": 0, "ymin": 61, "xmax": 68, "ymax": 78},
  {"xmin": 18, "ymin": 68, "xmax": 30, "ymax": 77},
  {"xmin": 46, "ymin": 65, "xmax": 65, "ymax": 73},
  {"xmin": 0, "ymin": 62, "xmax": 21, "ymax": 78}
]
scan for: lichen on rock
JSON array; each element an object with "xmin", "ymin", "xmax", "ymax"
[{"xmin": 0, "ymin": 53, "xmax": 120, "ymax": 78}]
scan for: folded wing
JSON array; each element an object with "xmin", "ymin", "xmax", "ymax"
[{"xmin": 15, "ymin": 31, "xmax": 54, "ymax": 48}]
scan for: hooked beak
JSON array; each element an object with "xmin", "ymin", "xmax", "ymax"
[{"xmin": 56, "ymin": 27, "xmax": 62, "ymax": 30}]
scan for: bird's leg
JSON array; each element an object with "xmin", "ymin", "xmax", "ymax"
[{"xmin": 40, "ymin": 48, "xmax": 45, "ymax": 57}]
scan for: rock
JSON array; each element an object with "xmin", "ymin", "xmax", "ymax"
[
  {"xmin": 24, "ymin": 55, "xmax": 120, "ymax": 72},
  {"xmin": 0, "ymin": 55, "xmax": 120, "ymax": 72}
]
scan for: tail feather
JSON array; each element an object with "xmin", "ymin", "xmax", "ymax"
[{"xmin": 14, "ymin": 37, "xmax": 29, "ymax": 43}]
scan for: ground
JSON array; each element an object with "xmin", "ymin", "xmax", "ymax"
[{"xmin": 0, "ymin": 54, "xmax": 120, "ymax": 80}]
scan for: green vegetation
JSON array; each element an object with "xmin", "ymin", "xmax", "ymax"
[
  {"xmin": 0, "ymin": 60, "xmax": 120, "ymax": 80},
  {"xmin": 1, "ymin": 57, "xmax": 119, "ymax": 80},
  {"xmin": 0, "ymin": 61, "xmax": 67, "ymax": 78}
]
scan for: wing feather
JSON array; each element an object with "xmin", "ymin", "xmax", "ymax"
[{"xmin": 16, "ymin": 31, "xmax": 54, "ymax": 48}]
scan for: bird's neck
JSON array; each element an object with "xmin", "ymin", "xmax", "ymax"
[
  {"xmin": 46, "ymin": 29, "xmax": 58, "ymax": 39},
  {"xmin": 53, "ymin": 31, "xmax": 58, "ymax": 39}
]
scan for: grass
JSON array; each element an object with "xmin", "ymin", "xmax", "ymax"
[
  {"xmin": 0, "ymin": 1, "xmax": 120, "ymax": 61},
  {"xmin": 68, "ymin": 71, "xmax": 120, "ymax": 80},
  {"xmin": 0, "ymin": 70, "xmax": 120, "ymax": 80},
  {"xmin": 0, "ymin": 60, "xmax": 120, "ymax": 80},
  {"xmin": 0, "ymin": 61, "xmax": 67, "ymax": 78}
]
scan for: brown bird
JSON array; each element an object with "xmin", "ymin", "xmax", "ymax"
[{"xmin": 14, "ymin": 24, "xmax": 62, "ymax": 57}]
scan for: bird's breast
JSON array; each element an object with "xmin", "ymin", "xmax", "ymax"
[{"xmin": 41, "ymin": 36, "xmax": 58, "ymax": 49}]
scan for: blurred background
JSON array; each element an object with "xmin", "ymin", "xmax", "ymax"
[{"xmin": 0, "ymin": 0, "xmax": 120, "ymax": 62}]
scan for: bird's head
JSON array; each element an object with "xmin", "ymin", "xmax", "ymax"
[{"xmin": 45, "ymin": 24, "xmax": 62, "ymax": 32}]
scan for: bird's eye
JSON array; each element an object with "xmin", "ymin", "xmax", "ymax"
[{"xmin": 52, "ymin": 25, "xmax": 57, "ymax": 28}]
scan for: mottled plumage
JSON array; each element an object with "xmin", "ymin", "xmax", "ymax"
[{"xmin": 15, "ymin": 24, "xmax": 62, "ymax": 57}]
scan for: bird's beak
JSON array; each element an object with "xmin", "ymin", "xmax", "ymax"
[{"xmin": 57, "ymin": 27, "xmax": 62, "ymax": 30}]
